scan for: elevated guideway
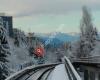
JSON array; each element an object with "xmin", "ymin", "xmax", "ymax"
[{"xmin": 6, "ymin": 56, "xmax": 81, "ymax": 80}]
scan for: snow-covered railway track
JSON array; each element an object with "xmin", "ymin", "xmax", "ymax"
[
  {"xmin": 6, "ymin": 56, "xmax": 82, "ymax": 80},
  {"xmin": 27, "ymin": 66, "xmax": 54, "ymax": 80},
  {"xmin": 5, "ymin": 63, "xmax": 59, "ymax": 80}
]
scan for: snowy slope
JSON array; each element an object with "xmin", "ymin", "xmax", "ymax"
[{"xmin": 7, "ymin": 38, "xmax": 35, "ymax": 73}]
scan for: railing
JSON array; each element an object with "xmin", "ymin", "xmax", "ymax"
[
  {"xmin": 63, "ymin": 56, "xmax": 82, "ymax": 80},
  {"xmin": 71, "ymin": 56, "xmax": 100, "ymax": 63}
]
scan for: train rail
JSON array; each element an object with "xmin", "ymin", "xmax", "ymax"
[
  {"xmin": 6, "ymin": 56, "xmax": 81, "ymax": 80},
  {"xmin": 6, "ymin": 63, "xmax": 59, "ymax": 80}
]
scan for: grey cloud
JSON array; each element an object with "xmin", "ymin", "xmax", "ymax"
[{"xmin": 0, "ymin": 0, "xmax": 100, "ymax": 17}]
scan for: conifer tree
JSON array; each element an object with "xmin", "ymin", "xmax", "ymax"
[{"xmin": 0, "ymin": 17, "xmax": 10, "ymax": 80}]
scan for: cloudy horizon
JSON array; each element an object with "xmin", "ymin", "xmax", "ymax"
[{"xmin": 0, "ymin": 0, "xmax": 100, "ymax": 33}]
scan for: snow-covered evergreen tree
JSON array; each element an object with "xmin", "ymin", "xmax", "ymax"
[
  {"xmin": 13, "ymin": 28, "xmax": 27, "ymax": 47},
  {"xmin": 13, "ymin": 28, "xmax": 20, "ymax": 47},
  {"xmin": 78, "ymin": 6, "xmax": 98, "ymax": 57},
  {"xmin": 0, "ymin": 17, "xmax": 10, "ymax": 80}
]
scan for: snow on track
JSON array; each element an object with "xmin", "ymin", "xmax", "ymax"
[
  {"xmin": 27, "ymin": 67, "xmax": 54, "ymax": 80},
  {"xmin": 47, "ymin": 64, "xmax": 69, "ymax": 80}
]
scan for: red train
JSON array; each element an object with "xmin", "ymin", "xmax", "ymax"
[{"xmin": 34, "ymin": 46, "xmax": 45, "ymax": 57}]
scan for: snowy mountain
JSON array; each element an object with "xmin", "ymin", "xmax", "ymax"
[
  {"xmin": 35, "ymin": 32, "xmax": 79, "ymax": 46},
  {"xmin": 53, "ymin": 32, "xmax": 79, "ymax": 42}
]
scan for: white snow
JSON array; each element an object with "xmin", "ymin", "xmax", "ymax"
[
  {"xmin": 47, "ymin": 64, "xmax": 69, "ymax": 80},
  {"xmin": 91, "ymin": 41, "xmax": 100, "ymax": 56},
  {"xmin": 7, "ymin": 38, "xmax": 35, "ymax": 73},
  {"xmin": 64, "ymin": 56, "xmax": 82, "ymax": 80},
  {"xmin": 5, "ymin": 65, "xmax": 35, "ymax": 80}
]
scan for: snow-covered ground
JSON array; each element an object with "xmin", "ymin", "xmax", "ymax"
[
  {"xmin": 69, "ymin": 40, "xmax": 100, "ymax": 58},
  {"xmin": 45, "ymin": 51, "xmax": 58, "ymax": 63},
  {"xmin": 91, "ymin": 41, "xmax": 100, "ymax": 56},
  {"xmin": 47, "ymin": 64, "xmax": 69, "ymax": 80},
  {"xmin": 7, "ymin": 38, "xmax": 35, "ymax": 73}
]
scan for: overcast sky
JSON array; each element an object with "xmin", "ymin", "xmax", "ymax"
[{"xmin": 0, "ymin": 0, "xmax": 100, "ymax": 33}]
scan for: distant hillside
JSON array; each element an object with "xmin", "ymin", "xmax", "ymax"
[
  {"xmin": 35, "ymin": 32, "xmax": 79, "ymax": 47},
  {"xmin": 36, "ymin": 32, "xmax": 79, "ymax": 42},
  {"xmin": 53, "ymin": 32, "xmax": 79, "ymax": 42}
]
